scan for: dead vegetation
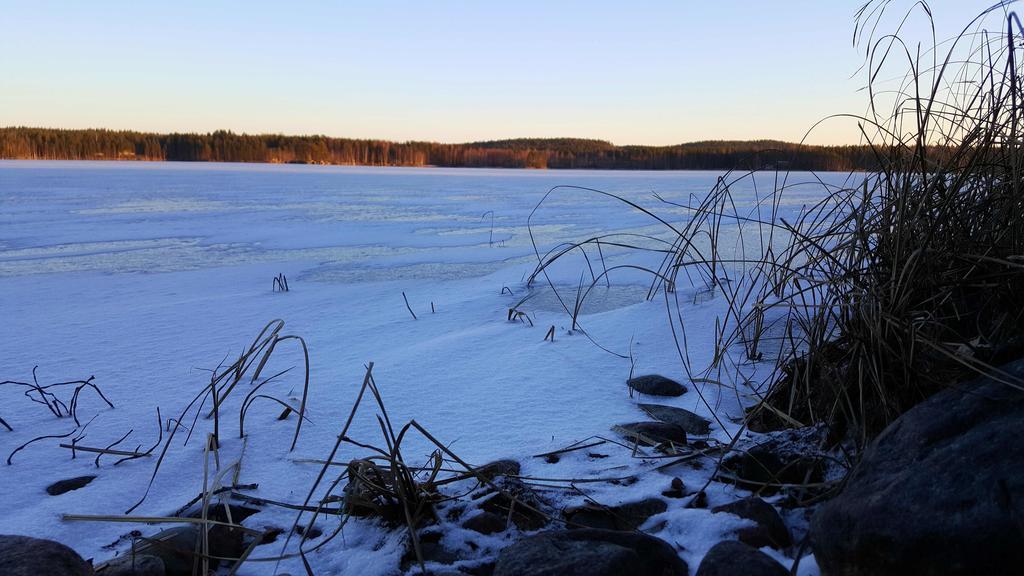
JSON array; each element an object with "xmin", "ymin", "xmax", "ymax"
[
  {"xmin": 272, "ymin": 273, "xmax": 289, "ymax": 292},
  {"xmin": 1, "ymin": 317, "xmax": 771, "ymax": 575},
  {"xmin": 523, "ymin": 1, "xmax": 1024, "ymax": 454},
  {"xmin": 752, "ymin": 0, "xmax": 1024, "ymax": 441},
  {"xmin": 2, "ymin": 368, "xmax": 117, "ymax": 464}
]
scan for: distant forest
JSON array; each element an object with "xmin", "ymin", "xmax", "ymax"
[{"xmin": 0, "ymin": 127, "xmax": 879, "ymax": 171}]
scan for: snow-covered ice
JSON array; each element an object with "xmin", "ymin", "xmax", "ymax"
[{"xmin": 0, "ymin": 161, "xmax": 847, "ymax": 574}]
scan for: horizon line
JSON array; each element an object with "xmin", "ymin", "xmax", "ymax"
[{"xmin": 0, "ymin": 126, "xmax": 868, "ymax": 149}]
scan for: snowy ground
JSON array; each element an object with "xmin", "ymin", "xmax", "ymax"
[{"xmin": 0, "ymin": 161, "xmax": 851, "ymax": 574}]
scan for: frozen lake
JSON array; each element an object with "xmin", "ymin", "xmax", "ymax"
[
  {"xmin": 0, "ymin": 161, "xmax": 845, "ymax": 574},
  {"xmin": 0, "ymin": 161, "xmax": 844, "ymax": 279}
]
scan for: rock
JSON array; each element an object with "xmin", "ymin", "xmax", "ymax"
[
  {"xmin": 0, "ymin": 535, "xmax": 94, "ymax": 576},
  {"xmin": 564, "ymin": 498, "xmax": 667, "ymax": 531},
  {"xmin": 812, "ymin": 361, "xmax": 1024, "ymax": 575},
  {"xmin": 695, "ymin": 541, "xmax": 788, "ymax": 576},
  {"xmin": 295, "ymin": 524, "xmax": 322, "ymax": 539},
  {"xmin": 129, "ymin": 528, "xmax": 194, "ymax": 576},
  {"xmin": 182, "ymin": 504, "xmax": 253, "ymax": 562},
  {"xmin": 463, "ymin": 511, "xmax": 508, "ymax": 534},
  {"xmin": 256, "ymin": 527, "xmax": 284, "ymax": 545},
  {"xmin": 639, "ymin": 403, "xmax": 711, "ymax": 435},
  {"xmin": 720, "ymin": 425, "xmax": 826, "ymax": 492},
  {"xmin": 474, "ymin": 459, "xmax": 521, "ymax": 481},
  {"xmin": 612, "ymin": 422, "xmax": 686, "ymax": 446},
  {"xmin": 711, "ymin": 497, "xmax": 791, "ymax": 549},
  {"xmin": 98, "ymin": 554, "xmax": 165, "ymax": 576},
  {"xmin": 130, "ymin": 527, "xmax": 201, "ymax": 576},
  {"xmin": 185, "ymin": 503, "xmax": 260, "ymax": 524},
  {"xmin": 46, "ymin": 475, "xmax": 97, "ymax": 495},
  {"xmin": 462, "ymin": 561, "xmax": 496, "ymax": 576},
  {"xmin": 627, "ymin": 374, "xmax": 687, "ymax": 397},
  {"xmin": 401, "ymin": 529, "xmax": 461, "ymax": 571},
  {"xmin": 662, "ymin": 477, "xmax": 686, "ymax": 498},
  {"xmin": 478, "ymin": 477, "xmax": 548, "ymax": 531},
  {"xmin": 686, "ymin": 490, "xmax": 708, "ymax": 509},
  {"xmin": 493, "ymin": 529, "xmax": 687, "ymax": 576}
]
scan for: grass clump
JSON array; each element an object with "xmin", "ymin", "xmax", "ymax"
[
  {"xmin": 752, "ymin": 1, "xmax": 1024, "ymax": 442},
  {"xmin": 525, "ymin": 2, "xmax": 1024, "ymax": 451}
]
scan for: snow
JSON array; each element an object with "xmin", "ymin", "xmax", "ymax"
[{"xmin": 0, "ymin": 161, "xmax": 849, "ymax": 574}]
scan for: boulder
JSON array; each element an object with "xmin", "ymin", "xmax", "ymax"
[
  {"xmin": 628, "ymin": 375, "xmax": 687, "ymax": 397},
  {"xmin": 564, "ymin": 498, "xmax": 667, "ymax": 531},
  {"xmin": 493, "ymin": 529, "xmax": 687, "ymax": 576},
  {"xmin": 46, "ymin": 475, "xmax": 97, "ymax": 496},
  {"xmin": 711, "ymin": 497, "xmax": 790, "ymax": 549},
  {"xmin": 639, "ymin": 403, "xmax": 711, "ymax": 435},
  {"xmin": 0, "ymin": 535, "xmax": 94, "ymax": 576},
  {"xmin": 695, "ymin": 541, "xmax": 788, "ymax": 576},
  {"xmin": 612, "ymin": 422, "xmax": 686, "ymax": 447},
  {"xmin": 812, "ymin": 360, "xmax": 1024, "ymax": 575}
]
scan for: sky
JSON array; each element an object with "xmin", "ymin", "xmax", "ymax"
[{"xmin": 0, "ymin": 1, "xmax": 1007, "ymax": 145}]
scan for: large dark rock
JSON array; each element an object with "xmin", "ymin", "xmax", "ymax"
[
  {"xmin": 812, "ymin": 361, "xmax": 1024, "ymax": 575},
  {"xmin": 696, "ymin": 541, "xmax": 788, "ymax": 576},
  {"xmin": 0, "ymin": 535, "xmax": 94, "ymax": 576},
  {"xmin": 628, "ymin": 375, "xmax": 687, "ymax": 397},
  {"xmin": 711, "ymin": 497, "xmax": 791, "ymax": 549},
  {"xmin": 612, "ymin": 422, "xmax": 687, "ymax": 446},
  {"xmin": 639, "ymin": 403, "xmax": 711, "ymax": 435},
  {"xmin": 493, "ymin": 529, "xmax": 687, "ymax": 576},
  {"xmin": 46, "ymin": 475, "xmax": 97, "ymax": 495},
  {"xmin": 564, "ymin": 498, "xmax": 667, "ymax": 531}
]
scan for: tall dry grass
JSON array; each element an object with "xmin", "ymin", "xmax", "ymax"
[
  {"xmin": 752, "ymin": 0, "xmax": 1024, "ymax": 442},
  {"xmin": 527, "ymin": 1, "xmax": 1024, "ymax": 447}
]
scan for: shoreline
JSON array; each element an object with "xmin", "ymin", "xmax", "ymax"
[{"xmin": 0, "ymin": 157, "xmax": 865, "ymax": 174}]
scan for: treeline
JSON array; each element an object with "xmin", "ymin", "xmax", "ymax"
[{"xmin": 0, "ymin": 127, "xmax": 879, "ymax": 171}]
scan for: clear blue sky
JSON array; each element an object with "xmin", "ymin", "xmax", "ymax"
[{"xmin": 0, "ymin": 1, "xmax": 1003, "ymax": 145}]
